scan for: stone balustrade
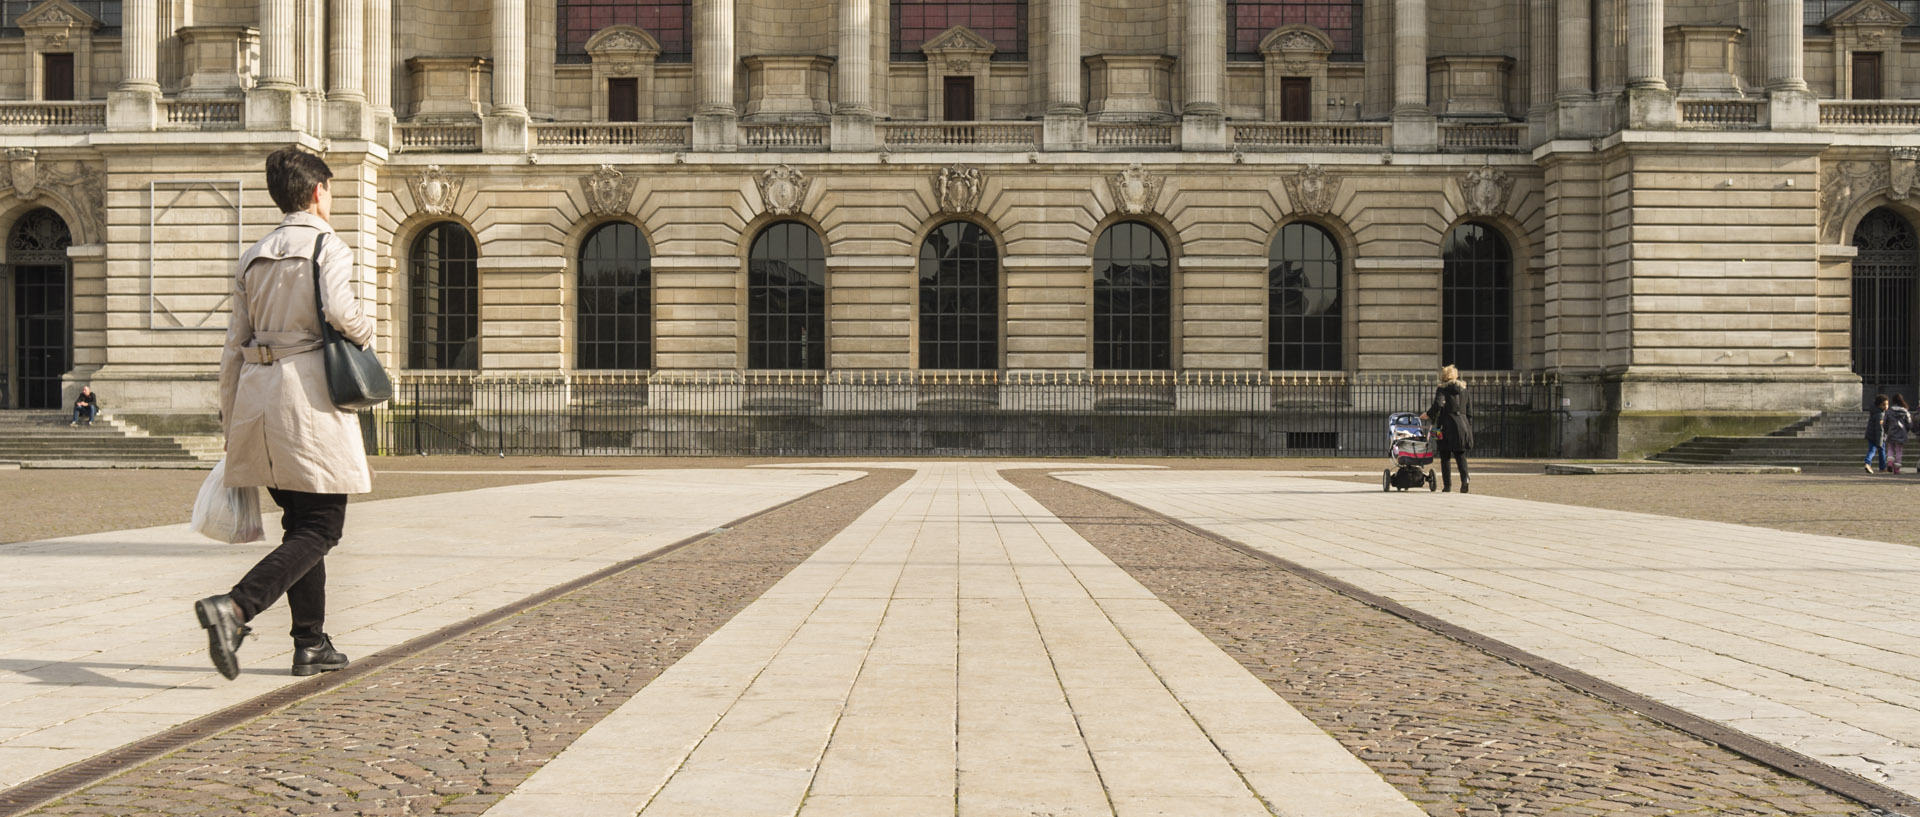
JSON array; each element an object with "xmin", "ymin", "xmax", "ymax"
[
  {"xmin": 395, "ymin": 122, "xmax": 483, "ymax": 152},
  {"xmin": 1089, "ymin": 122, "xmax": 1179, "ymax": 150},
  {"xmin": 1232, "ymin": 122, "xmax": 1391, "ymax": 150},
  {"xmin": 879, "ymin": 122, "xmax": 1042, "ymax": 151},
  {"xmin": 532, "ymin": 123, "xmax": 692, "ymax": 150},
  {"xmin": 0, "ymin": 102, "xmax": 108, "ymax": 130},
  {"xmin": 162, "ymin": 100, "xmax": 244, "ymax": 128},
  {"xmin": 1678, "ymin": 99, "xmax": 1768, "ymax": 128},
  {"xmin": 1819, "ymin": 100, "xmax": 1920, "ymax": 127},
  {"xmin": 1437, "ymin": 122, "xmax": 1528, "ymax": 150},
  {"xmin": 740, "ymin": 123, "xmax": 830, "ymax": 150}
]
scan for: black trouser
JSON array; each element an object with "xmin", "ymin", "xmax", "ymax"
[
  {"xmin": 228, "ymin": 489, "xmax": 346, "ymax": 647},
  {"xmin": 1438, "ymin": 451, "xmax": 1470, "ymax": 487}
]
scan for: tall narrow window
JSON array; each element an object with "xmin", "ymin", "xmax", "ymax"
[
  {"xmin": 748, "ymin": 222, "xmax": 827, "ymax": 370},
  {"xmin": 1441, "ymin": 222, "xmax": 1514, "ymax": 371},
  {"xmin": 942, "ymin": 76, "xmax": 975, "ymax": 121},
  {"xmin": 1094, "ymin": 222, "xmax": 1172, "ymax": 370},
  {"xmin": 607, "ymin": 77, "xmax": 639, "ymax": 121},
  {"xmin": 919, "ymin": 221, "xmax": 999, "ymax": 369},
  {"xmin": 1229, "ymin": 0, "xmax": 1364, "ymax": 61},
  {"xmin": 1853, "ymin": 52, "xmax": 1884, "ymax": 100},
  {"xmin": 409, "ymin": 223, "xmax": 480, "ymax": 370},
  {"xmin": 556, "ymin": 0, "xmax": 690, "ymax": 63},
  {"xmin": 1280, "ymin": 77, "xmax": 1311, "ymax": 121},
  {"xmin": 1268, "ymin": 223, "xmax": 1342, "ymax": 370},
  {"xmin": 43, "ymin": 53, "xmax": 74, "ymax": 101},
  {"xmin": 577, "ymin": 222, "xmax": 652, "ymax": 370},
  {"xmin": 892, "ymin": 0, "xmax": 1028, "ymax": 60}
]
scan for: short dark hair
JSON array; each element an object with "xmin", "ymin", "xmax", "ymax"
[
  {"xmin": 1876, "ymin": 393, "xmax": 1890, "ymax": 407},
  {"xmin": 265, "ymin": 146, "xmax": 332, "ymax": 214}
]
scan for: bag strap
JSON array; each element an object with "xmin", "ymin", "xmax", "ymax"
[{"xmin": 309, "ymin": 233, "xmax": 340, "ymax": 344}]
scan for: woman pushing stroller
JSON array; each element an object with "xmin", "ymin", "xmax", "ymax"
[{"xmin": 1421, "ymin": 364, "xmax": 1473, "ymax": 493}]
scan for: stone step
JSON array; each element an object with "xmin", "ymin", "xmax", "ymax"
[{"xmin": 0, "ymin": 411, "xmax": 206, "ymax": 465}]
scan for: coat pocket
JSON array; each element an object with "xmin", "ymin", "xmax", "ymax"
[{"xmin": 222, "ymin": 413, "xmax": 273, "ymax": 488}]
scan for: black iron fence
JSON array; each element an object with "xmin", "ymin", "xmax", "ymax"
[{"xmin": 362, "ymin": 370, "xmax": 1562, "ymax": 458}]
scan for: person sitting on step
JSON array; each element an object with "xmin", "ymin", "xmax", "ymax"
[{"xmin": 70, "ymin": 386, "xmax": 102, "ymax": 427}]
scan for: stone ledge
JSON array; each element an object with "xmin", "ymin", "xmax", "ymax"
[{"xmin": 1544, "ymin": 462, "xmax": 1801, "ymax": 474}]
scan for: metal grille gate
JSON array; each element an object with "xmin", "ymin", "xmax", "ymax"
[{"xmin": 1852, "ymin": 208, "xmax": 1920, "ymax": 408}]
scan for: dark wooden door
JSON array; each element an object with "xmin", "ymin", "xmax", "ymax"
[
  {"xmin": 44, "ymin": 53, "xmax": 74, "ymax": 101},
  {"xmin": 943, "ymin": 76, "xmax": 974, "ymax": 121},
  {"xmin": 1281, "ymin": 77, "xmax": 1311, "ymax": 122},
  {"xmin": 1853, "ymin": 52, "xmax": 1883, "ymax": 100},
  {"xmin": 607, "ymin": 77, "xmax": 638, "ymax": 121}
]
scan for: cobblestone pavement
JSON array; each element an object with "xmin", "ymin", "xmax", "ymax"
[
  {"xmin": 1006, "ymin": 470, "xmax": 1877, "ymax": 817},
  {"xmin": 21, "ymin": 470, "xmax": 910, "ymax": 817}
]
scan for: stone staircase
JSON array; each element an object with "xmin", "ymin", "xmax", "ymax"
[
  {"xmin": 0, "ymin": 411, "xmax": 220, "ymax": 467},
  {"xmin": 1649, "ymin": 410, "xmax": 1871, "ymax": 467}
]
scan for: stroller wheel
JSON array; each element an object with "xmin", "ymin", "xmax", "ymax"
[
  {"xmin": 1427, "ymin": 472, "xmax": 1438, "ymax": 492},
  {"xmin": 1382, "ymin": 469, "xmax": 1391, "ymax": 492}
]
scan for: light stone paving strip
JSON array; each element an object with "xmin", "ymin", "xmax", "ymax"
[
  {"xmin": 489, "ymin": 463, "xmax": 1426, "ymax": 817},
  {"xmin": 0, "ymin": 469, "xmax": 860, "ymax": 791},
  {"xmin": 1061, "ymin": 470, "xmax": 1920, "ymax": 799}
]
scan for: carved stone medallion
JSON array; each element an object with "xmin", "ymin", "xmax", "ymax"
[
  {"xmin": 1462, "ymin": 162, "xmax": 1514, "ymax": 217},
  {"xmin": 756, "ymin": 164, "xmax": 810, "ymax": 216},
  {"xmin": 411, "ymin": 165, "xmax": 461, "ymax": 216},
  {"xmin": 8, "ymin": 148, "xmax": 37, "ymax": 200},
  {"xmin": 1282, "ymin": 164, "xmax": 1338, "ymax": 216},
  {"xmin": 1819, "ymin": 159, "xmax": 1890, "ymax": 242},
  {"xmin": 581, "ymin": 164, "xmax": 638, "ymax": 215},
  {"xmin": 934, "ymin": 164, "xmax": 984, "ymax": 215},
  {"xmin": 1106, "ymin": 164, "xmax": 1162, "ymax": 215},
  {"xmin": 1891, "ymin": 147, "xmax": 1918, "ymax": 201}
]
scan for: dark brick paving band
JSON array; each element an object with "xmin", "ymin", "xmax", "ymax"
[
  {"xmin": 16, "ymin": 469, "xmax": 911, "ymax": 817},
  {"xmin": 1005, "ymin": 471, "xmax": 1885, "ymax": 817}
]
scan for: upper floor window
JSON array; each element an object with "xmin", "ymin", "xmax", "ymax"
[
  {"xmin": 892, "ymin": 0, "xmax": 1027, "ymax": 61},
  {"xmin": 1, "ymin": 0, "xmax": 119, "ymax": 33},
  {"xmin": 1441, "ymin": 222, "xmax": 1514, "ymax": 371},
  {"xmin": 409, "ymin": 223, "xmax": 480, "ymax": 370},
  {"xmin": 1229, "ymin": 0, "xmax": 1363, "ymax": 61},
  {"xmin": 557, "ymin": 0, "xmax": 689, "ymax": 64},
  {"xmin": 1269, "ymin": 222, "xmax": 1342, "ymax": 371},
  {"xmin": 1093, "ymin": 222, "xmax": 1172, "ymax": 370},
  {"xmin": 578, "ymin": 222, "xmax": 652, "ymax": 370},
  {"xmin": 919, "ymin": 221, "xmax": 999, "ymax": 370},
  {"xmin": 1805, "ymin": 0, "xmax": 1920, "ymax": 35},
  {"xmin": 748, "ymin": 222, "xmax": 827, "ymax": 370}
]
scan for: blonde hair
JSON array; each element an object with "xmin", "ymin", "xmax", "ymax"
[{"xmin": 1440, "ymin": 364, "xmax": 1459, "ymax": 382}]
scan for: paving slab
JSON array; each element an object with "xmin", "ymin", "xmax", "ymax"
[
  {"xmin": 1061, "ymin": 470, "xmax": 1920, "ymax": 798},
  {"xmin": 487, "ymin": 464, "xmax": 1426, "ymax": 817},
  {"xmin": 0, "ymin": 468, "xmax": 861, "ymax": 789}
]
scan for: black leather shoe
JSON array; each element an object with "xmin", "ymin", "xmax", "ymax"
[
  {"xmin": 194, "ymin": 595, "xmax": 251, "ymax": 680},
  {"xmin": 1442, "ymin": 485, "xmax": 1452, "ymax": 493},
  {"xmin": 292, "ymin": 637, "xmax": 349, "ymax": 677},
  {"xmin": 1461, "ymin": 482, "xmax": 1470, "ymax": 494}
]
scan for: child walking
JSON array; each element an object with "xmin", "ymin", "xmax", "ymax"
[
  {"xmin": 1887, "ymin": 395, "xmax": 1912, "ymax": 474},
  {"xmin": 1867, "ymin": 394, "xmax": 1889, "ymax": 473}
]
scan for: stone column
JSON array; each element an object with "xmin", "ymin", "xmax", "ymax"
[
  {"xmin": 1557, "ymin": 0, "xmax": 1590, "ymax": 100},
  {"xmin": 1182, "ymin": 0, "xmax": 1227, "ymax": 150},
  {"xmin": 368, "ymin": 0, "xmax": 395, "ymax": 139},
  {"xmin": 109, "ymin": 0, "xmax": 160, "ymax": 129},
  {"xmin": 694, "ymin": 0, "xmax": 738, "ymax": 149},
  {"xmin": 832, "ymin": 0, "xmax": 875, "ymax": 149},
  {"xmin": 1765, "ymin": 0, "xmax": 1817, "ymax": 127},
  {"xmin": 245, "ymin": 0, "xmax": 303, "ymax": 129},
  {"xmin": 327, "ymin": 0, "xmax": 371, "ymax": 138},
  {"xmin": 1623, "ymin": 0, "xmax": 1676, "ymax": 127},
  {"xmin": 1043, "ymin": 0, "xmax": 1086, "ymax": 149},
  {"xmin": 1391, "ymin": 0, "xmax": 1436, "ymax": 149},
  {"xmin": 485, "ymin": 0, "xmax": 529, "ymax": 151}
]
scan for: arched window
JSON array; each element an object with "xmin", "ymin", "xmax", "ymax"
[
  {"xmin": 748, "ymin": 222, "xmax": 827, "ymax": 370},
  {"xmin": 1268, "ymin": 222, "xmax": 1342, "ymax": 371},
  {"xmin": 577, "ymin": 222, "xmax": 652, "ymax": 370},
  {"xmin": 2, "ymin": 0, "xmax": 121, "ymax": 32},
  {"xmin": 1093, "ymin": 222, "xmax": 1172, "ymax": 370},
  {"xmin": 9, "ymin": 208, "xmax": 73, "ymax": 408},
  {"xmin": 1229, "ymin": 0, "xmax": 1363, "ymax": 61},
  {"xmin": 1441, "ymin": 222, "xmax": 1513, "ymax": 371},
  {"xmin": 556, "ymin": 0, "xmax": 690, "ymax": 63},
  {"xmin": 1851, "ymin": 208, "xmax": 1920, "ymax": 405},
  {"xmin": 892, "ymin": 0, "xmax": 1028, "ymax": 60},
  {"xmin": 409, "ymin": 223, "xmax": 480, "ymax": 370},
  {"xmin": 919, "ymin": 221, "xmax": 999, "ymax": 369}
]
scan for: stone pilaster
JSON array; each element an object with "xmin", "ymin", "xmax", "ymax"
[
  {"xmin": 476, "ymin": 256, "xmax": 564, "ymax": 371},
  {"xmin": 1623, "ymin": 0, "xmax": 1676, "ymax": 127},
  {"xmin": 367, "ymin": 0, "xmax": 394, "ymax": 142},
  {"xmin": 1766, "ymin": 0, "xmax": 1818, "ymax": 129},
  {"xmin": 694, "ymin": 0, "xmax": 739, "ymax": 150},
  {"xmin": 1181, "ymin": 0, "xmax": 1227, "ymax": 150},
  {"xmin": 1044, "ymin": 0, "xmax": 1086, "ymax": 150},
  {"xmin": 832, "ymin": 0, "xmax": 875, "ymax": 150},
  {"xmin": 246, "ymin": 0, "xmax": 304, "ymax": 129},
  {"xmin": 108, "ymin": 0, "xmax": 160, "ymax": 130},
  {"xmin": 652, "ymin": 256, "xmax": 741, "ymax": 370},
  {"xmin": 327, "ymin": 0, "xmax": 371, "ymax": 139},
  {"xmin": 826, "ymin": 256, "xmax": 914, "ymax": 369},
  {"xmin": 485, "ymin": 0, "xmax": 529, "ymax": 152},
  {"xmin": 1004, "ymin": 256, "xmax": 1090, "ymax": 370},
  {"xmin": 1391, "ymin": 0, "xmax": 1435, "ymax": 150}
]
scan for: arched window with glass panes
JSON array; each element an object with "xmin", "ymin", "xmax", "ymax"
[
  {"xmin": 919, "ymin": 221, "xmax": 1000, "ymax": 370},
  {"xmin": 555, "ymin": 0, "xmax": 690, "ymax": 63},
  {"xmin": 891, "ymin": 0, "xmax": 1027, "ymax": 60},
  {"xmin": 1268, "ymin": 222, "xmax": 1342, "ymax": 370},
  {"xmin": 577, "ymin": 222, "xmax": 652, "ymax": 370},
  {"xmin": 1093, "ymin": 222, "xmax": 1172, "ymax": 370},
  {"xmin": 409, "ymin": 223, "xmax": 480, "ymax": 370},
  {"xmin": 747, "ymin": 222, "xmax": 827, "ymax": 370},
  {"xmin": 1441, "ymin": 222, "xmax": 1514, "ymax": 371}
]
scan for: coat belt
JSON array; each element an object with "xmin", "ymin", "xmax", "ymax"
[{"xmin": 241, "ymin": 340, "xmax": 323, "ymax": 365}]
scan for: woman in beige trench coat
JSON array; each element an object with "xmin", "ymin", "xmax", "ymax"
[{"xmin": 195, "ymin": 146, "xmax": 374, "ymax": 681}]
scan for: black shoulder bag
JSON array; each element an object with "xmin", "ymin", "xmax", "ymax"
[{"xmin": 311, "ymin": 234, "xmax": 393, "ymax": 410}]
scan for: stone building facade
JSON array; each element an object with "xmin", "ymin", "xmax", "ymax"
[{"xmin": 1, "ymin": 0, "xmax": 1917, "ymax": 456}]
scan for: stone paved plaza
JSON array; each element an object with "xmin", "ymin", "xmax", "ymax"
[{"xmin": 1, "ymin": 462, "xmax": 1917, "ymax": 816}]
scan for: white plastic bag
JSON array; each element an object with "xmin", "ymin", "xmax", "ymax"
[{"xmin": 189, "ymin": 459, "xmax": 265, "ymax": 544}]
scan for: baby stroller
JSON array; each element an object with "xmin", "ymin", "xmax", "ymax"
[{"xmin": 1383, "ymin": 411, "xmax": 1438, "ymax": 492}]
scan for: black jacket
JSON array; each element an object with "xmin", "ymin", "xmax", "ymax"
[
  {"xmin": 1868, "ymin": 405, "xmax": 1886, "ymax": 443},
  {"xmin": 73, "ymin": 390, "xmax": 102, "ymax": 410},
  {"xmin": 1426, "ymin": 381, "xmax": 1474, "ymax": 452}
]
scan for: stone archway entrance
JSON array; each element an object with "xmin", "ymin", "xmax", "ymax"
[{"xmin": 5, "ymin": 208, "xmax": 73, "ymax": 409}]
